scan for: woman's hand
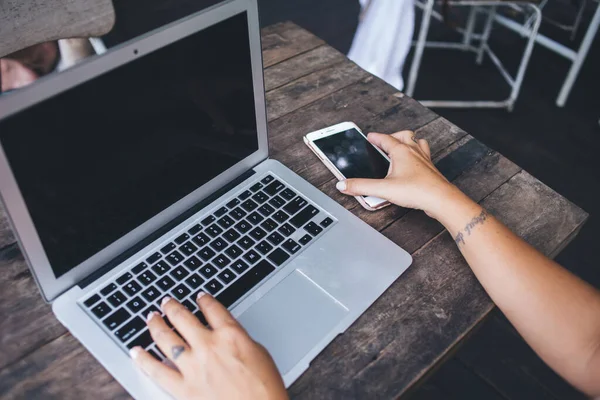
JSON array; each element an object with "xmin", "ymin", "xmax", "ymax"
[
  {"xmin": 130, "ymin": 293, "xmax": 288, "ymax": 400},
  {"xmin": 336, "ymin": 131, "xmax": 460, "ymax": 219}
]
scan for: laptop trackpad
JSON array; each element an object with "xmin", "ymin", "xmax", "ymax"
[{"xmin": 238, "ymin": 270, "xmax": 348, "ymax": 375}]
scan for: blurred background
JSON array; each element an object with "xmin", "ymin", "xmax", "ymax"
[{"xmin": 1, "ymin": 0, "xmax": 598, "ymax": 398}]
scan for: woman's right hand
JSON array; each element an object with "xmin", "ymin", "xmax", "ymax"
[{"xmin": 336, "ymin": 131, "xmax": 461, "ymax": 219}]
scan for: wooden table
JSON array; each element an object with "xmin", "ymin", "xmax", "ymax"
[{"xmin": 0, "ymin": 22, "xmax": 588, "ymax": 399}]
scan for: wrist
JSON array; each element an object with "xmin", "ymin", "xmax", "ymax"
[{"xmin": 424, "ymin": 184, "xmax": 480, "ymax": 227}]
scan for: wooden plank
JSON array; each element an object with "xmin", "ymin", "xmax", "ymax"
[
  {"xmin": 261, "ymin": 22, "xmax": 325, "ymax": 68},
  {"xmin": 266, "ymin": 60, "xmax": 370, "ymax": 121},
  {"xmin": 0, "ymin": 204, "xmax": 16, "ymax": 250},
  {"xmin": 0, "ymin": 254, "xmax": 66, "ymax": 371},
  {"xmin": 264, "ymin": 45, "xmax": 347, "ymax": 92}
]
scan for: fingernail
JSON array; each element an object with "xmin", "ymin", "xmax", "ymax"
[
  {"xmin": 161, "ymin": 296, "xmax": 172, "ymax": 307},
  {"xmin": 146, "ymin": 311, "xmax": 158, "ymax": 322},
  {"xmin": 196, "ymin": 291, "xmax": 206, "ymax": 301},
  {"xmin": 130, "ymin": 346, "xmax": 142, "ymax": 360},
  {"xmin": 336, "ymin": 180, "xmax": 346, "ymax": 191}
]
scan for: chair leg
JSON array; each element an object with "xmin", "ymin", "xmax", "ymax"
[
  {"xmin": 406, "ymin": 0, "xmax": 434, "ymax": 97},
  {"xmin": 476, "ymin": 6, "xmax": 496, "ymax": 65}
]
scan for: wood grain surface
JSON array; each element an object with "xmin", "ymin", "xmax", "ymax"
[{"xmin": 0, "ymin": 22, "xmax": 588, "ymax": 399}]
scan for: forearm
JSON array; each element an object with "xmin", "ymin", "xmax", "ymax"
[{"xmin": 429, "ymin": 186, "xmax": 600, "ymax": 395}]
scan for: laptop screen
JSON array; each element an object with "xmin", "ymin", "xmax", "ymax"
[{"xmin": 0, "ymin": 13, "xmax": 258, "ymax": 278}]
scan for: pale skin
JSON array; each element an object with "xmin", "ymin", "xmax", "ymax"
[{"xmin": 131, "ymin": 130, "xmax": 600, "ymax": 398}]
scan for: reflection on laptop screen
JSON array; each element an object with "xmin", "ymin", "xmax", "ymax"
[{"xmin": 0, "ymin": 13, "xmax": 258, "ymax": 278}]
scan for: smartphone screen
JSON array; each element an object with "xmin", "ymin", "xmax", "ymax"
[{"xmin": 313, "ymin": 128, "xmax": 390, "ymax": 179}]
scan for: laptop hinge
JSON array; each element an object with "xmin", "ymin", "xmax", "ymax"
[{"xmin": 78, "ymin": 169, "xmax": 256, "ymax": 289}]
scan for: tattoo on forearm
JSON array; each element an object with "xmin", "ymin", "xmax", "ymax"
[
  {"xmin": 171, "ymin": 345, "xmax": 185, "ymax": 360},
  {"xmin": 454, "ymin": 210, "xmax": 489, "ymax": 247}
]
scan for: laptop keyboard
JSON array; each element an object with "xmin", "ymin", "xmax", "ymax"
[{"xmin": 80, "ymin": 173, "xmax": 336, "ymax": 360}]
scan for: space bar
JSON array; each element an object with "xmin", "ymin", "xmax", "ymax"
[{"xmin": 217, "ymin": 260, "xmax": 276, "ymax": 309}]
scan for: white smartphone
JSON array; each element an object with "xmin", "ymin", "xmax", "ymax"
[{"xmin": 304, "ymin": 121, "xmax": 391, "ymax": 211}]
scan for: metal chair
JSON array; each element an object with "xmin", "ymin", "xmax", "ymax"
[{"xmin": 406, "ymin": 0, "xmax": 542, "ymax": 111}]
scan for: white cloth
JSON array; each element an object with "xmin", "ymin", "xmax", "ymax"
[{"xmin": 347, "ymin": 0, "xmax": 415, "ymax": 91}]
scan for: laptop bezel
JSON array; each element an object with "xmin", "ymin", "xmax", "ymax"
[{"xmin": 0, "ymin": 0, "xmax": 269, "ymax": 303}]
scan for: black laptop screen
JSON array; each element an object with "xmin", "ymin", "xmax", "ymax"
[{"xmin": 0, "ymin": 13, "xmax": 259, "ymax": 278}]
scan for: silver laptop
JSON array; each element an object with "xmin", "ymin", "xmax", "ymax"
[{"xmin": 0, "ymin": 0, "xmax": 412, "ymax": 397}]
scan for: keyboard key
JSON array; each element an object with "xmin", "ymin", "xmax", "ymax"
[
  {"xmin": 188, "ymin": 224, "xmax": 202, "ymax": 235},
  {"xmin": 261, "ymin": 175, "xmax": 275, "ymax": 184},
  {"xmin": 320, "ymin": 217, "xmax": 334, "ymax": 228},
  {"xmin": 249, "ymin": 227, "xmax": 267, "ymax": 241},
  {"xmin": 148, "ymin": 348, "xmax": 162, "ymax": 361},
  {"xmin": 209, "ymin": 238, "xmax": 228, "ymax": 252},
  {"xmin": 160, "ymin": 242, "xmax": 176, "ymax": 254},
  {"xmin": 156, "ymin": 276, "xmax": 176, "ymax": 291},
  {"xmin": 172, "ymin": 284, "xmax": 191, "ymax": 300},
  {"xmin": 231, "ymin": 259, "xmax": 250, "ymax": 274},
  {"xmin": 289, "ymin": 205, "xmax": 319, "ymax": 228},
  {"xmin": 192, "ymin": 232, "xmax": 210, "ymax": 247},
  {"xmin": 282, "ymin": 239, "xmax": 301, "ymax": 254},
  {"xmin": 260, "ymin": 218, "xmax": 278, "ymax": 232},
  {"xmin": 91, "ymin": 302, "xmax": 112, "ymax": 318},
  {"xmin": 272, "ymin": 210, "xmax": 289, "ymax": 224},
  {"xmin": 131, "ymin": 262, "xmax": 147, "ymax": 275},
  {"xmin": 258, "ymin": 204, "xmax": 275, "ymax": 216},
  {"xmin": 269, "ymin": 195, "xmax": 286, "ymax": 208},
  {"xmin": 204, "ymin": 279, "xmax": 224, "ymax": 295},
  {"xmin": 243, "ymin": 250, "xmax": 260, "ymax": 264},
  {"xmin": 251, "ymin": 191, "xmax": 269, "ymax": 204},
  {"xmin": 229, "ymin": 207, "xmax": 247, "ymax": 220},
  {"xmin": 181, "ymin": 299, "xmax": 197, "ymax": 312},
  {"xmin": 249, "ymin": 182, "xmax": 263, "ymax": 192},
  {"xmin": 179, "ymin": 242, "xmax": 198, "ymax": 257},
  {"xmin": 103, "ymin": 308, "xmax": 131, "ymax": 330},
  {"xmin": 225, "ymin": 244, "xmax": 243, "ymax": 259},
  {"xmin": 143, "ymin": 304, "xmax": 160, "ymax": 317},
  {"xmin": 170, "ymin": 266, "xmax": 190, "ymax": 281},
  {"xmin": 280, "ymin": 188, "xmax": 296, "ymax": 200},
  {"xmin": 100, "ymin": 283, "xmax": 117, "ymax": 296},
  {"xmin": 238, "ymin": 236, "xmax": 256, "ymax": 250},
  {"xmin": 138, "ymin": 271, "xmax": 157, "ymax": 286},
  {"xmin": 141, "ymin": 286, "xmax": 161, "ymax": 302},
  {"xmin": 218, "ymin": 268, "xmax": 236, "ymax": 284},
  {"xmin": 175, "ymin": 233, "xmax": 190, "ymax": 245},
  {"xmin": 198, "ymin": 246, "xmax": 216, "ymax": 261},
  {"xmin": 217, "ymin": 215, "xmax": 235, "ymax": 229},
  {"xmin": 268, "ymin": 248, "xmax": 290, "ymax": 266},
  {"xmin": 223, "ymin": 228, "xmax": 241, "ymax": 243},
  {"xmin": 116, "ymin": 273, "xmax": 133, "ymax": 286},
  {"xmin": 107, "ymin": 291, "xmax": 127, "ymax": 307},
  {"xmin": 216, "ymin": 260, "xmax": 275, "ymax": 308},
  {"xmin": 247, "ymin": 212, "xmax": 264, "ymax": 225},
  {"xmin": 151, "ymin": 260, "xmax": 170, "ymax": 276},
  {"xmin": 213, "ymin": 254, "xmax": 231, "ymax": 269},
  {"xmin": 84, "ymin": 294, "xmax": 101, "ymax": 308},
  {"xmin": 278, "ymin": 223, "xmax": 296, "ymax": 237},
  {"xmin": 214, "ymin": 207, "xmax": 228, "ymax": 217},
  {"xmin": 264, "ymin": 180, "xmax": 285, "ymax": 196},
  {"xmin": 241, "ymin": 199, "xmax": 259, "ymax": 212},
  {"xmin": 267, "ymin": 232, "xmax": 284, "ymax": 245},
  {"xmin": 185, "ymin": 273, "xmax": 205, "ymax": 289},
  {"xmin": 146, "ymin": 252, "xmax": 162, "ymax": 265},
  {"xmin": 194, "ymin": 310, "xmax": 209, "ymax": 326},
  {"xmin": 126, "ymin": 329, "xmax": 152, "ymax": 350},
  {"xmin": 283, "ymin": 196, "xmax": 308, "ymax": 215},
  {"xmin": 226, "ymin": 198, "xmax": 240, "ymax": 209},
  {"xmin": 123, "ymin": 281, "xmax": 142, "ymax": 296},
  {"xmin": 299, "ymin": 234, "xmax": 312, "ymax": 245},
  {"xmin": 304, "ymin": 222, "xmax": 324, "ymax": 236},
  {"xmin": 234, "ymin": 220, "xmax": 252, "ymax": 234},
  {"xmin": 183, "ymin": 255, "xmax": 203, "ymax": 271},
  {"xmin": 166, "ymin": 251, "xmax": 185, "ymax": 266},
  {"xmin": 126, "ymin": 296, "xmax": 147, "ymax": 313},
  {"xmin": 199, "ymin": 264, "xmax": 218, "ymax": 279},
  {"xmin": 206, "ymin": 224, "xmax": 223, "ymax": 237},
  {"xmin": 115, "ymin": 317, "xmax": 145, "ymax": 343},
  {"xmin": 201, "ymin": 215, "xmax": 216, "ymax": 226},
  {"xmin": 256, "ymin": 241, "xmax": 274, "ymax": 255},
  {"xmin": 238, "ymin": 190, "xmax": 252, "ymax": 200}
]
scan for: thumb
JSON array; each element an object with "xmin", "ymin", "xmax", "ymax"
[{"xmin": 336, "ymin": 178, "xmax": 389, "ymax": 199}]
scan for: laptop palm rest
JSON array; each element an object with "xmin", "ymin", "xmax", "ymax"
[{"xmin": 238, "ymin": 270, "xmax": 348, "ymax": 375}]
